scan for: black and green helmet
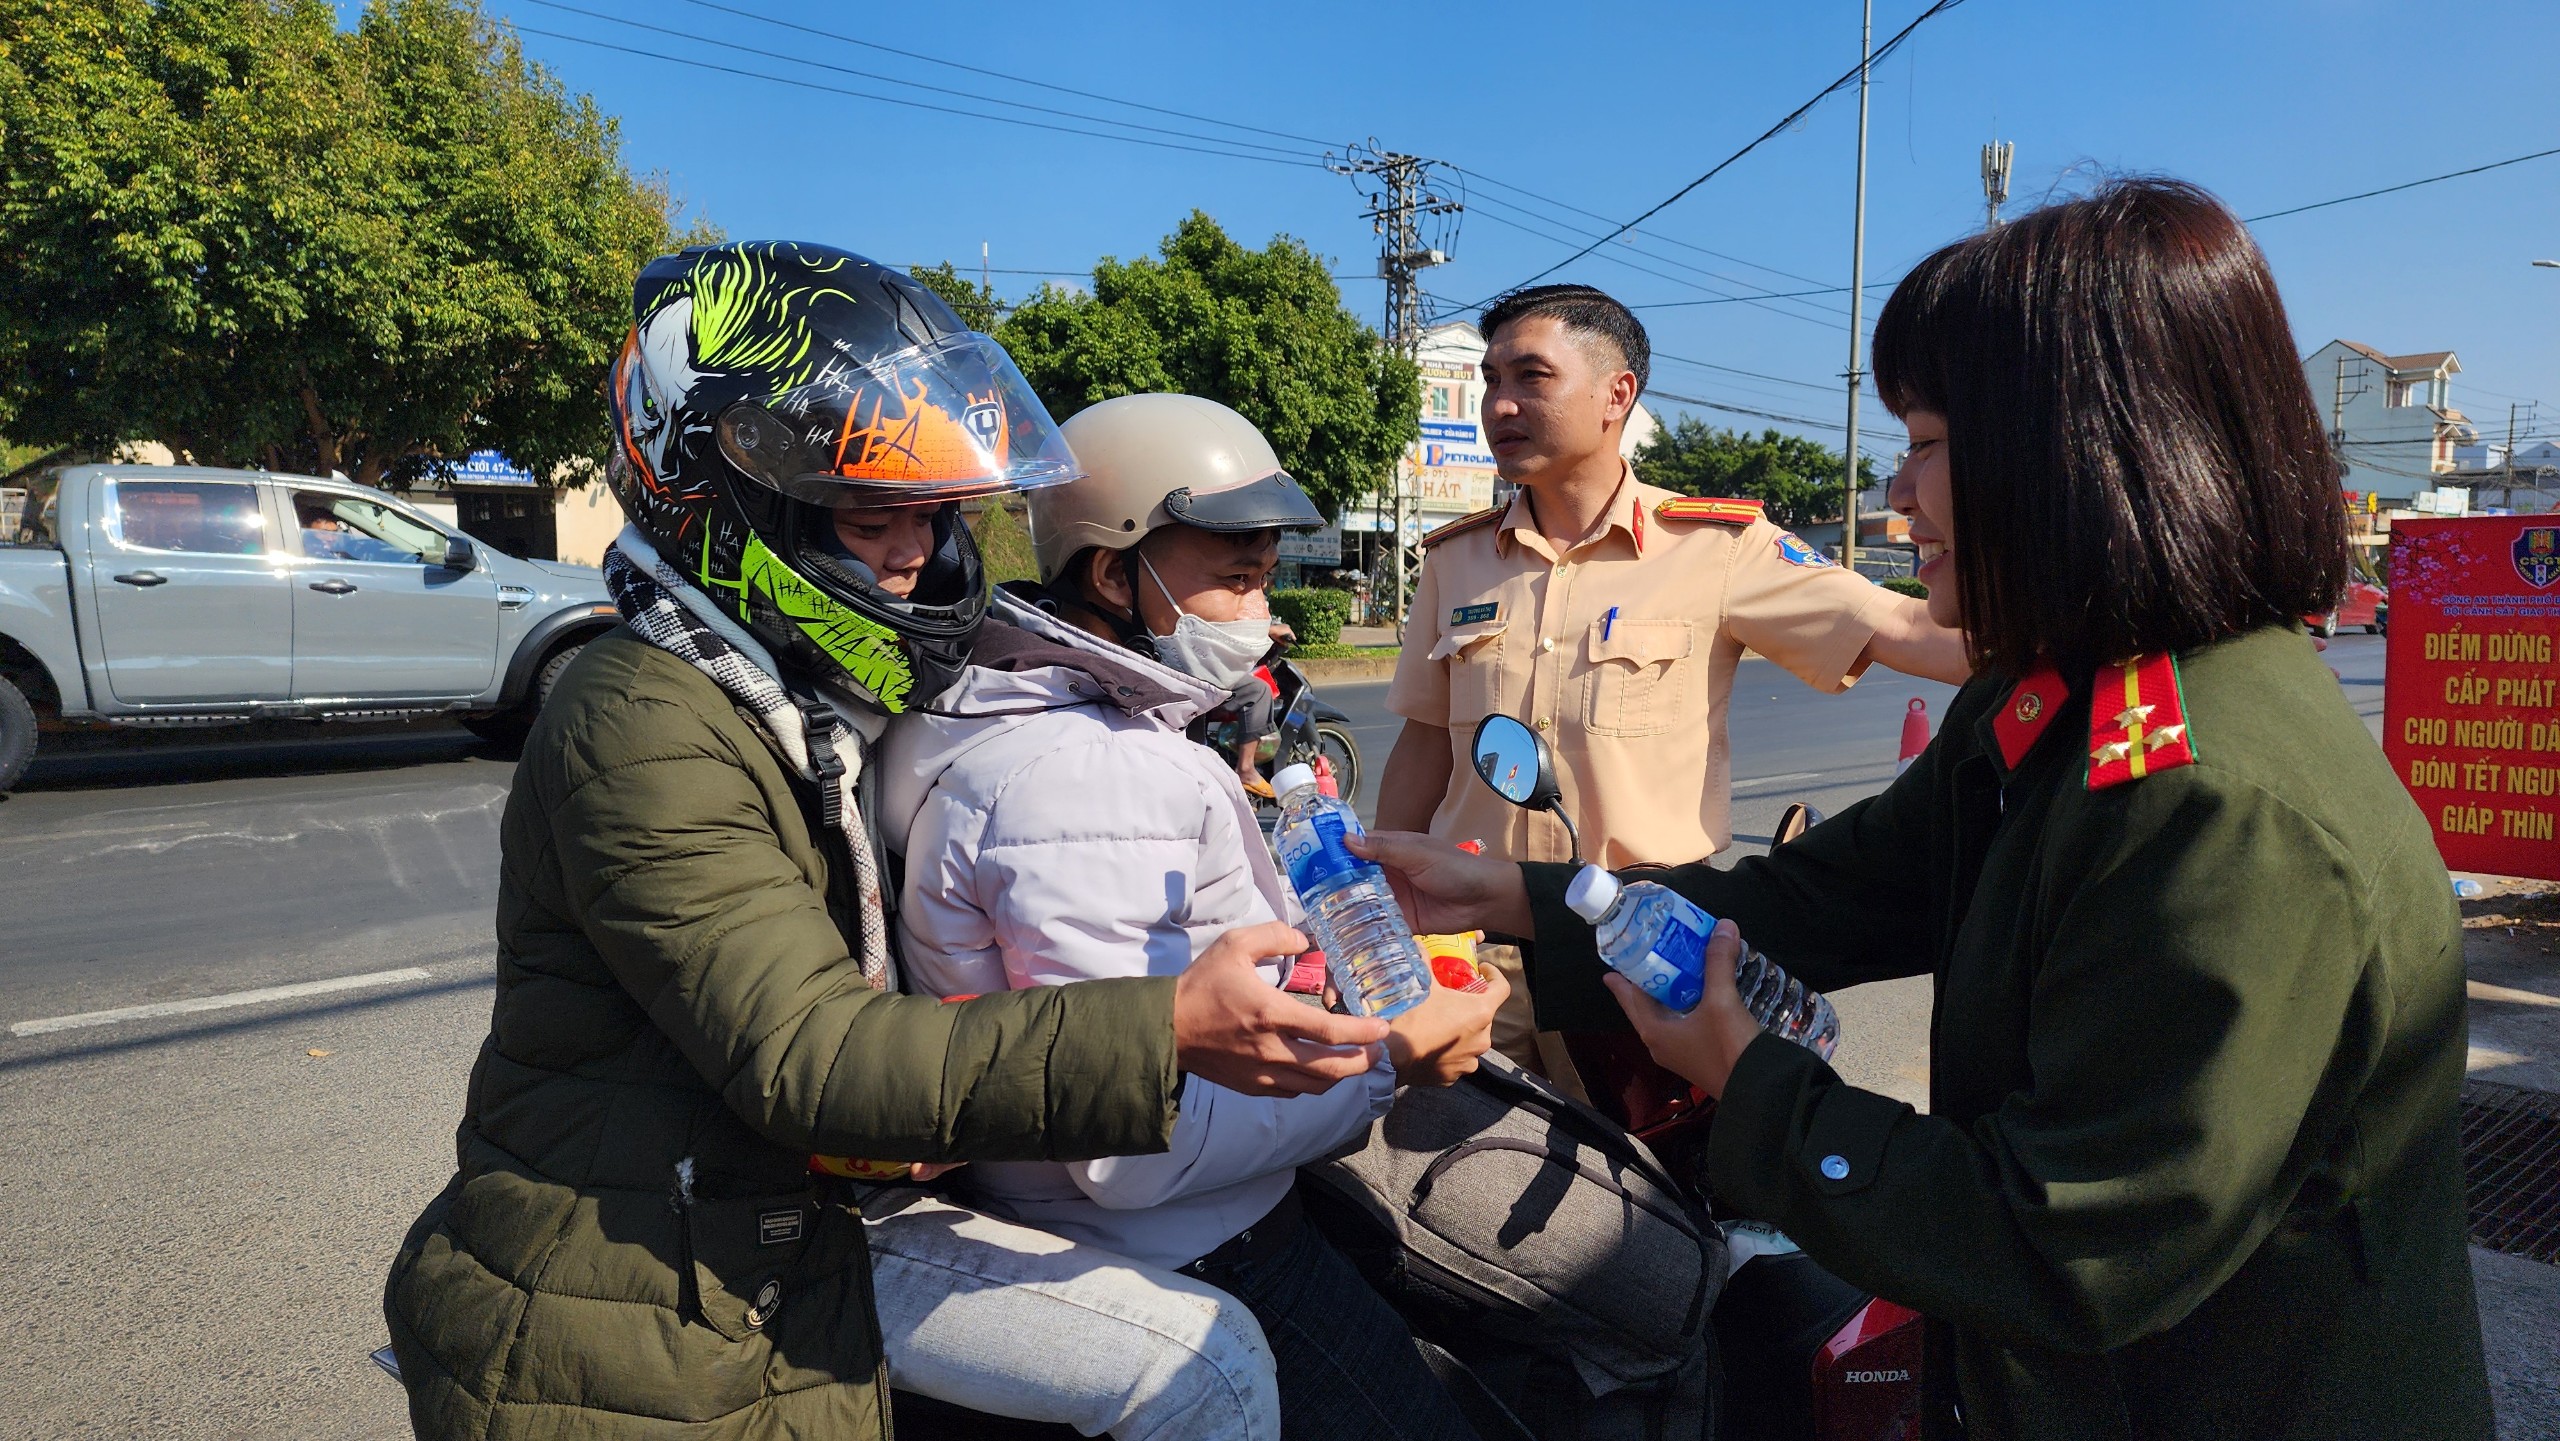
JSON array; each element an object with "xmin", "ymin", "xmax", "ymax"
[{"xmin": 606, "ymin": 240, "xmax": 1078, "ymax": 710}]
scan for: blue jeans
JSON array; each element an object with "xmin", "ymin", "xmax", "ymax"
[
  {"xmin": 1192, "ymin": 1203, "xmax": 1479, "ymax": 1441},
  {"xmin": 868, "ymin": 1195, "xmax": 1281, "ymax": 1441}
]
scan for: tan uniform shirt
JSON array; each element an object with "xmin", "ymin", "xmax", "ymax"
[{"xmin": 1389, "ymin": 466, "xmax": 1901, "ymax": 870}]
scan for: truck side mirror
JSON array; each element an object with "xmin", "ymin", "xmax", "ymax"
[{"xmin": 1469, "ymin": 713, "xmax": 1580, "ymax": 864}]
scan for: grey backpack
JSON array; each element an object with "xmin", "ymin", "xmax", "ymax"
[{"xmin": 1299, "ymin": 1053, "xmax": 1729, "ymax": 1434}]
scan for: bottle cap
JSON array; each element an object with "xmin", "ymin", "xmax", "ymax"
[
  {"xmin": 1271, "ymin": 763, "xmax": 1318, "ymax": 798},
  {"xmin": 1564, "ymin": 864, "xmax": 1621, "ymax": 923}
]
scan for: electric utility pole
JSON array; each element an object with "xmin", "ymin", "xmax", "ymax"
[
  {"xmin": 2507, "ymin": 404, "xmax": 2521, "ymax": 510},
  {"xmin": 1981, "ymin": 140, "xmax": 2014, "ymax": 229},
  {"xmin": 1840, "ymin": 0, "xmax": 1873, "ymax": 574},
  {"xmin": 1329, "ymin": 143, "xmax": 1460, "ymax": 624}
]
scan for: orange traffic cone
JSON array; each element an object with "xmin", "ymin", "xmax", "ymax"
[{"xmin": 1897, "ymin": 696, "xmax": 1931, "ymax": 774}]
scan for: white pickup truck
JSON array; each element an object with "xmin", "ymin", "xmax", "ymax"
[{"xmin": 0, "ymin": 464, "xmax": 623, "ymax": 790}]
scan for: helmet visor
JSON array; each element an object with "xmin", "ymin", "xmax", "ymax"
[
  {"xmin": 717, "ymin": 332, "xmax": 1079, "ymax": 507},
  {"xmin": 1161, "ymin": 469, "xmax": 1327, "ymax": 533}
]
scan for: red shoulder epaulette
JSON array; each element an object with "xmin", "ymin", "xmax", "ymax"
[
  {"xmin": 2086, "ymin": 653, "xmax": 2196, "ymax": 789},
  {"xmin": 1419, "ymin": 505, "xmax": 1504, "ymax": 549},
  {"xmin": 1992, "ymin": 662, "xmax": 2066, "ymax": 771},
  {"xmin": 1656, "ymin": 496, "xmax": 1765, "ymax": 526}
]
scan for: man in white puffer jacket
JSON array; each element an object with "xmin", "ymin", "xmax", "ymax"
[{"xmin": 880, "ymin": 394, "xmax": 1505, "ymax": 1441}]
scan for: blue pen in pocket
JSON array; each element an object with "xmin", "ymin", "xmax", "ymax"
[{"xmin": 1602, "ymin": 606, "xmax": 1618, "ymax": 641}]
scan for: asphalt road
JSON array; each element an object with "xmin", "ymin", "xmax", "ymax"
[{"xmin": 0, "ymin": 636, "xmax": 2399, "ymax": 1439}]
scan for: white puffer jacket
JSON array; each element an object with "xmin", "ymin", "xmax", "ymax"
[{"xmin": 879, "ymin": 592, "xmax": 1393, "ymax": 1269}]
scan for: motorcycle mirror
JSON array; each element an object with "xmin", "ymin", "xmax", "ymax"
[{"xmin": 1469, "ymin": 714, "xmax": 1580, "ymax": 863}]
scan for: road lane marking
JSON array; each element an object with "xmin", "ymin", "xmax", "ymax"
[
  {"xmin": 8, "ymin": 967, "xmax": 435, "ymax": 1038},
  {"xmin": 1736, "ymin": 771, "xmax": 1825, "ymax": 787},
  {"xmin": 2472, "ymin": 980, "xmax": 2560, "ymax": 1009}
]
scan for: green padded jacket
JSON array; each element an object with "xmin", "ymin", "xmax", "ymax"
[
  {"xmin": 1521, "ymin": 626, "xmax": 2492, "ymax": 1440},
  {"xmin": 385, "ymin": 629, "xmax": 1183, "ymax": 1440}
]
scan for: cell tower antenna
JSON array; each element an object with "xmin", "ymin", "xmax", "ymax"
[{"xmin": 1981, "ymin": 139, "xmax": 2014, "ymax": 229}]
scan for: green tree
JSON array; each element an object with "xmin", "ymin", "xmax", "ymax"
[
  {"xmin": 1632, "ymin": 417, "xmax": 1874, "ymax": 529},
  {"xmin": 0, "ymin": 0, "xmax": 699, "ymax": 489},
  {"xmin": 908, "ymin": 262, "xmax": 1003, "ymax": 333},
  {"xmin": 990, "ymin": 212, "xmax": 1420, "ymax": 516}
]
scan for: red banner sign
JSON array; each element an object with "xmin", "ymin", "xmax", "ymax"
[{"xmin": 2386, "ymin": 516, "xmax": 2560, "ymax": 879}]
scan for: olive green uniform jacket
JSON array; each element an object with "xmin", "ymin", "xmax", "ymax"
[
  {"xmin": 385, "ymin": 631, "xmax": 1184, "ymax": 1440},
  {"xmin": 1521, "ymin": 626, "xmax": 2492, "ymax": 1439}
]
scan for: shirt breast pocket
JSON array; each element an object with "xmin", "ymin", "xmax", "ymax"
[
  {"xmin": 1585, "ymin": 619, "xmax": 1694, "ymax": 738},
  {"xmin": 1429, "ymin": 619, "xmax": 1507, "ymax": 724}
]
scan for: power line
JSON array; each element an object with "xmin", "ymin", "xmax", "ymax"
[
  {"xmin": 540, "ymin": 0, "xmax": 1892, "ymax": 333},
  {"xmin": 2245, "ymin": 144, "xmax": 2560, "ymax": 222},
  {"xmin": 1451, "ymin": 166, "xmax": 1848, "ymax": 292},
  {"xmin": 1653, "ymin": 350, "xmax": 1876, "ymax": 396},
  {"xmin": 903, "ymin": 265, "xmax": 1092, "ymax": 277},
  {"xmin": 1650, "ymin": 387, "xmax": 1907, "ymax": 441},
  {"xmin": 512, "ymin": 3, "xmax": 1327, "ymax": 162},
  {"xmin": 1458, "ymin": 193, "xmax": 1860, "ymax": 325},
  {"xmin": 1451, "ymin": 0, "xmax": 1971, "ymax": 310},
  {"xmin": 669, "ymin": 0, "xmax": 1339, "ymax": 150},
  {"xmin": 503, "ymin": 22, "xmax": 1330, "ymax": 168},
  {"xmin": 1460, "ymin": 207, "xmax": 1846, "ymax": 327}
]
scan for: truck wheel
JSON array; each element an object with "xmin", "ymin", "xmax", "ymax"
[
  {"xmin": 462, "ymin": 639, "xmax": 589, "ymax": 745},
  {"xmin": 0, "ymin": 678, "xmax": 37, "ymax": 792}
]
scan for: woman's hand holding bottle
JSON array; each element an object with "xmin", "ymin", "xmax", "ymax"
[
  {"xmin": 1603, "ymin": 919, "xmax": 1765, "ymax": 1100},
  {"xmin": 1344, "ymin": 830, "xmax": 1534, "ymax": 938}
]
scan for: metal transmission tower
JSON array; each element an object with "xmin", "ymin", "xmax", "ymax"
[
  {"xmin": 1981, "ymin": 140, "xmax": 2014, "ymax": 229},
  {"xmin": 1329, "ymin": 142, "xmax": 1460, "ymax": 626}
]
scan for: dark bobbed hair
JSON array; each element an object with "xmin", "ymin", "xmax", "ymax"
[
  {"xmin": 1871, "ymin": 177, "xmax": 2347, "ymax": 676},
  {"xmin": 1480, "ymin": 284, "xmax": 1651, "ymax": 396}
]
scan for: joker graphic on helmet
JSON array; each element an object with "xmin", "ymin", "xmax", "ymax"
[{"xmin": 607, "ymin": 240, "xmax": 1078, "ymax": 710}]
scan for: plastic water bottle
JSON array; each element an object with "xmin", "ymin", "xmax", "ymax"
[
  {"xmin": 1564, "ymin": 865, "xmax": 1841, "ymax": 1060},
  {"xmin": 1272, "ymin": 764, "xmax": 1431, "ymax": 1020}
]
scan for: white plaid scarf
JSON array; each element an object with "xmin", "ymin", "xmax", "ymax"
[{"xmin": 604, "ymin": 526, "xmax": 893, "ymax": 989}]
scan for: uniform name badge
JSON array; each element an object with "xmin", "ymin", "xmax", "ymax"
[{"xmin": 1450, "ymin": 603, "xmax": 1499, "ymax": 626}]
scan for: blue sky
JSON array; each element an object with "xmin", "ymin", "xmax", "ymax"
[{"xmin": 451, "ymin": 0, "xmax": 2560, "ymax": 464}]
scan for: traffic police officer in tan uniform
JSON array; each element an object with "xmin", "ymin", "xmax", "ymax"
[{"xmin": 1376, "ymin": 284, "xmax": 1969, "ymax": 1079}]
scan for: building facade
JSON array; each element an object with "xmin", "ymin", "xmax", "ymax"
[{"xmin": 2303, "ymin": 339, "xmax": 2476, "ymax": 505}]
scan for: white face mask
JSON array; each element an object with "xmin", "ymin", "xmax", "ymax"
[{"xmin": 1139, "ymin": 554, "xmax": 1270, "ymax": 690}]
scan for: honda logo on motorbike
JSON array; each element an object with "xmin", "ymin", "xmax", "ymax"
[{"xmin": 1843, "ymin": 1369, "xmax": 1912, "ymax": 1384}]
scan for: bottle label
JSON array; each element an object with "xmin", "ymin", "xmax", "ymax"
[
  {"xmin": 1649, "ymin": 910, "xmax": 1707, "ymax": 978},
  {"xmin": 1620, "ymin": 905, "xmax": 1707, "ymax": 1006},
  {"xmin": 1279, "ymin": 808, "xmax": 1365, "ymax": 895}
]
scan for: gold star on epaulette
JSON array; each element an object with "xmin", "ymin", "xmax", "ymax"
[
  {"xmin": 2141, "ymin": 725, "xmax": 2187, "ymax": 752},
  {"xmin": 2091, "ymin": 739, "xmax": 2133, "ymax": 766},
  {"xmin": 2109, "ymin": 703, "xmax": 2156, "ymax": 731}
]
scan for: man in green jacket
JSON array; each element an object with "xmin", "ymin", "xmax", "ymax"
[{"xmin": 384, "ymin": 242, "xmax": 1393, "ymax": 1440}]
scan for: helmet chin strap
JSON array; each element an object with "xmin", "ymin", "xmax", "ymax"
[{"xmin": 1053, "ymin": 550, "xmax": 1160, "ymax": 660}]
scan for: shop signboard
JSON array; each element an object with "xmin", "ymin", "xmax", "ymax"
[
  {"xmin": 1278, "ymin": 524, "xmax": 1342, "ymax": 565},
  {"xmin": 454, "ymin": 451, "xmax": 539, "ymax": 486},
  {"xmin": 1411, "ymin": 471, "xmax": 1496, "ymax": 511},
  {"xmin": 1422, "ymin": 441, "xmax": 1497, "ymax": 471},
  {"xmin": 2385, "ymin": 515, "xmax": 2560, "ymax": 878}
]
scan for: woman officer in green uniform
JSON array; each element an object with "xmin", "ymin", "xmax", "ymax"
[{"xmin": 1354, "ymin": 179, "xmax": 2493, "ymax": 1440}]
